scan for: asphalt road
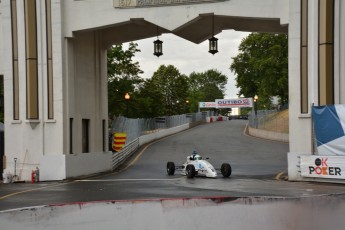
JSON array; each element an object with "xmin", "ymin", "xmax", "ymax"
[{"xmin": 1, "ymin": 120, "xmax": 345, "ymax": 212}]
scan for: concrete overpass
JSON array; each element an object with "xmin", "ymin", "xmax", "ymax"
[{"xmin": 0, "ymin": 0, "xmax": 344, "ymax": 182}]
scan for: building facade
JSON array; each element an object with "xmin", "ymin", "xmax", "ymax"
[{"xmin": 0, "ymin": 0, "xmax": 344, "ymax": 182}]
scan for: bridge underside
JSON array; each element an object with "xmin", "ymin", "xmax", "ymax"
[{"xmin": 86, "ymin": 15, "xmax": 287, "ymax": 47}]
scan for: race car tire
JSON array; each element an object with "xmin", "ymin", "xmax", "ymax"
[
  {"xmin": 186, "ymin": 164, "xmax": 196, "ymax": 178},
  {"xmin": 221, "ymin": 163, "xmax": 232, "ymax": 177},
  {"xmin": 167, "ymin": 162, "xmax": 175, "ymax": 175}
]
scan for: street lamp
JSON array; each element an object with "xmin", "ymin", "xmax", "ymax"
[
  {"xmin": 185, "ymin": 100, "xmax": 190, "ymax": 113},
  {"xmin": 153, "ymin": 27, "xmax": 163, "ymax": 57},
  {"xmin": 254, "ymin": 95, "xmax": 259, "ymax": 115},
  {"xmin": 124, "ymin": 93, "xmax": 130, "ymax": 117},
  {"xmin": 209, "ymin": 15, "xmax": 218, "ymax": 55},
  {"xmin": 253, "ymin": 95, "xmax": 258, "ymax": 128},
  {"xmin": 254, "ymin": 95, "xmax": 258, "ymax": 115}
]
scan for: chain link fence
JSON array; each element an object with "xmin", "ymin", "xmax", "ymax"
[
  {"xmin": 248, "ymin": 109, "xmax": 289, "ymax": 133},
  {"xmin": 110, "ymin": 112, "xmax": 209, "ymax": 146}
]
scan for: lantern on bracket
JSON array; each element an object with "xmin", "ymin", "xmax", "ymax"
[
  {"xmin": 153, "ymin": 27, "xmax": 163, "ymax": 57},
  {"xmin": 208, "ymin": 15, "xmax": 218, "ymax": 55}
]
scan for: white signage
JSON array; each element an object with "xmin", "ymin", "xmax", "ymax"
[
  {"xmin": 215, "ymin": 98, "xmax": 253, "ymax": 108},
  {"xmin": 199, "ymin": 102, "xmax": 217, "ymax": 108},
  {"xmin": 300, "ymin": 156, "xmax": 345, "ymax": 179},
  {"xmin": 114, "ymin": 0, "xmax": 227, "ymax": 8}
]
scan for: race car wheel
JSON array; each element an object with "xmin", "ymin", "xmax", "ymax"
[
  {"xmin": 221, "ymin": 163, "xmax": 232, "ymax": 177},
  {"xmin": 186, "ymin": 164, "xmax": 196, "ymax": 178},
  {"xmin": 167, "ymin": 162, "xmax": 175, "ymax": 175}
]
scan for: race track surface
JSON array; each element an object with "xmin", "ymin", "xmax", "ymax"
[{"xmin": 2, "ymin": 120, "xmax": 345, "ymax": 211}]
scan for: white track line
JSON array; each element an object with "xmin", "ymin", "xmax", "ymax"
[{"xmin": 77, "ymin": 178, "xmax": 183, "ymax": 182}]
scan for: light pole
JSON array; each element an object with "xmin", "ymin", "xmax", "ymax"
[
  {"xmin": 185, "ymin": 100, "xmax": 189, "ymax": 113},
  {"xmin": 254, "ymin": 95, "xmax": 258, "ymax": 115},
  {"xmin": 254, "ymin": 95, "xmax": 258, "ymax": 128},
  {"xmin": 124, "ymin": 93, "xmax": 130, "ymax": 117}
]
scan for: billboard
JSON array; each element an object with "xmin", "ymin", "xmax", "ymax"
[
  {"xmin": 199, "ymin": 102, "xmax": 217, "ymax": 108},
  {"xmin": 300, "ymin": 156, "xmax": 345, "ymax": 179},
  {"xmin": 312, "ymin": 105, "xmax": 345, "ymax": 156},
  {"xmin": 215, "ymin": 98, "xmax": 253, "ymax": 108}
]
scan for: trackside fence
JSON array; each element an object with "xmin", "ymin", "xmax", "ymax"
[
  {"xmin": 110, "ymin": 112, "xmax": 208, "ymax": 171},
  {"xmin": 112, "ymin": 138, "xmax": 139, "ymax": 170},
  {"xmin": 248, "ymin": 109, "xmax": 288, "ymax": 133}
]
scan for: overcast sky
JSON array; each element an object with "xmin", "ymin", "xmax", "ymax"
[{"xmin": 129, "ymin": 30, "xmax": 250, "ymax": 98}]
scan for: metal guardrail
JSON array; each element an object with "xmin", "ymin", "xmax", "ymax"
[
  {"xmin": 110, "ymin": 111, "xmax": 210, "ymax": 171},
  {"xmin": 112, "ymin": 138, "xmax": 139, "ymax": 170},
  {"xmin": 248, "ymin": 109, "xmax": 288, "ymax": 133}
]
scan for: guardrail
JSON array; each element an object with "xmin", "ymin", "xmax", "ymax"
[
  {"xmin": 111, "ymin": 123, "xmax": 192, "ymax": 171},
  {"xmin": 112, "ymin": 138, "xmax": 139, "ymax": 170}
]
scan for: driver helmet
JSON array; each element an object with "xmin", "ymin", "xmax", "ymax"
[
  {"xmin": 192, "ymin": 150, "xmax": 198, "ymax": 155},
  {"xmin": 194, "ymin": 154, "xmax": 202, "ymax": 160}
]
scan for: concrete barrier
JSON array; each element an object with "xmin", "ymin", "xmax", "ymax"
[
  {"xmin": 1, "ymin": 196, "xmax": 345, "ymax": 229},
  {"xmin": 206, "ymin": 116, "xmax": 227, "ymax": 123},
  {"xmin": 248, "ymin": 126, "xmax": 289, "ymax": 143},
  {"xmin": 139, "ymin": 123, "xmax": 189, "ymax": 146}
]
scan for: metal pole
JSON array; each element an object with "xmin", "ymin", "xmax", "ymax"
[
  {"xmin": 14, "ymin": 157, "xmax": 17, "ymax": 180},
  {"xmin": 311, "ymin": 103, "xmax": 315, "ymax": 155},
  {"xmin": 126, "ymin": 100, "xmax": 129, "ymax": 117}
]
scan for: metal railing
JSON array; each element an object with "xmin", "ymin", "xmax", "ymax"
[
  {"xmin": 248, "ymin": 109, "xmax": 289, "ymax": 133},
  {"xmin": 110, "ymin": 112, "xmax": 209, "ymax": 171},
  {"xmin": 110, "ymin": 112, "xmax": 207, "ymax": 144},
  {"xmin": 112, "ymin": 138, "xmax": 139, "ymax": 170}
]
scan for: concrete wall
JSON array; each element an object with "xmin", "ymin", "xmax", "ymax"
[
  {"xmin": 0, "ymin": 1, "xmax": 65, "ymax": 181},
  {"xmin": 1, "ymin": 196, "xmax": 345, "ymax": 229},
  {"xmin": 0, "ymin": 2, "xmax": 3, "ymax": 76},
  {"xmin": 248, "ymin": 127, "xmax": 289, "ymax": 143},
  {"xmin": 139, "ymin": 124, "xmax": 189, "ymax": 146},
  {"xmin": 40, "ymin": 123, "xmax": 190, "ymax": 181},
  {"xmin": 39, "ymin": 151, "xmax": 113, "ymax": 181},
  {"xmin": 65, "ymin": 152, "xmax": 112, "ymax": 179},
  {"xmin": 62, "ymin": 0, "xmax": 289, "ymax": 38},
  {"xmin": 66, "ymin": 31, "xmax": 108, "ymax": 155},
  {"xmin": 287, "ymin": 0, "xmax": 345, "ymax": 181}
]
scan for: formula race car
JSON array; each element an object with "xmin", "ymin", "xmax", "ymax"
[{"xmin": 166, "ymin": 152, "xmax": 232, "ymax": 178}]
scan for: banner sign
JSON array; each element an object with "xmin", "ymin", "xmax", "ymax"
[
  {"xmin": 300, "ymin": 156, "xmax": 345, "ymax": 179},
  {"xmin": 114, "ymin": 0, "xmax": 227, "ymax": 8},
  {"xmin": 215, "ymin": 98, "xmax": 253, "ymax": 108},
  {"xmin": 199, "ymin": 102, "xmax": 217, "ymax": 108},
  {"xmin": 312, "ymin": 105, "xmax": 345, "ymax": 156}
]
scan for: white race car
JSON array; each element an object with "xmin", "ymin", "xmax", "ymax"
[{"xmin": 166, "ymin": 153, "xmax": 232, "ymax": 178}]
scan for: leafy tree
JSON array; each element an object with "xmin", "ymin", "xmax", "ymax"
[
  {"xmin": 230, "ymin": 33, "xmax": 288, "ymax": 109},
  {"xmin": 134, "ymin": 79, "xmax": 165, "ymax": 118},
  {"xmin": 107, "ymin": 42, "xmax": 144, "ymax": 117},
  {"xmin": 140, "ymin": 65, "xmax": 188, "ymax": 117},
  {"xmin": 188, "ymin": 69, "xmax": 227, "ymax": 112}
]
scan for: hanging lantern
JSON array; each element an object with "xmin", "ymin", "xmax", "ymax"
[
  {"xmin": 209, "ymin": 36, "xmax": 218, "ymax": 55},
  {"xmin": 208, "ymin": 15, "xmax": 218, "ymax": 55},
  {"xmin": 153, "ymin": 26, "xmax": 163, "ymax": 57},
  {"xmin": 153, "ymin": 39, "xmax": 163, "ymax": 57}
]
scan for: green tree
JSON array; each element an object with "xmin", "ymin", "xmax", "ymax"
[
  {"xmin": 188, "ymin": 69, "xmax": 227, "ymax": 112},
  {"xmin": 146, "ymin": 65, "xmax": 189, "ymax": 116},
  {"xmin": 107, "ymin": 42, "xmax": 144, "ymax": 117},
  {"xmin": 134, "ymin": 79, "xmax": 165, "ymax": 118},
  {"xmin": 230, "ymin": 33, "xmax": 288, "ymax": 109}
]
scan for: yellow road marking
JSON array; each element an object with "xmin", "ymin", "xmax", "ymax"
[
  {"xmin": 0, "ymin": 126, "xmax": 193, "ymax": 201},
  {"xmin": 275, "ymin": 170, "xmax": 287, "ymax": 181},
  {"xmin": 0, "ymin": 181, "xmax": 77, "ymax": 201},
  {"xmin": 123, "ymin": 137, "xmax": 167, "ymax": 171}
]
